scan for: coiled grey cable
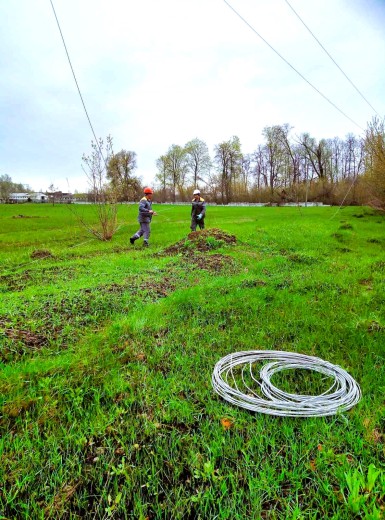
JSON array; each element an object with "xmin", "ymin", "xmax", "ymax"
[{"xmin": 212, "ymin": 351, "xmax": 361, "ymax": 417}]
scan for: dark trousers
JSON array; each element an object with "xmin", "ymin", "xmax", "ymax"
[{"xmin": 190, "ymin": 218, "xmax": 204, "ymax": 232}]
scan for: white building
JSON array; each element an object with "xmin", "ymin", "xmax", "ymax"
[
  {"xmin": 8, "ymin": 192, "xmax": 48, "ymax": 203},
  {"xmin": 31, "ymin": 192, "xmax": 47, "ymax": 202},
  {"xmin": 8, "ymin": 192, "xmax": 31, "ymax": 203}
]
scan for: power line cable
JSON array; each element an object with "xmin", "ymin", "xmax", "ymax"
[
  {"xmin": 329, "ymin": 175, "xmax": 358, "ymax": 219},
  {"xmin": 284, "ymin": 0, "xmax": 380, "ymax": 117},
  {"xmin": 223, "ymin": 0, "xmax": 365, "ymax": 131},
  {"xmin": 49, "ymin": 0, "xmax": 107, "ymax": 167}
]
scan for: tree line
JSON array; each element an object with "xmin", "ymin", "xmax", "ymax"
[
  {"xmin": 1, "ymin": 118, "xmax": 384, "ymax": 210},
  {"xmin": 100, "ymin": 119, "xmax": 384, "ymax": 208},
  {"xmin": 153, "ymin": 126, "xmax": 366, "ymax": 205}
]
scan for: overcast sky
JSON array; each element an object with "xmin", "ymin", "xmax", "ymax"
[{"xmin": 1, "ymin": 0, "xmax": 384, "ymax": 193}]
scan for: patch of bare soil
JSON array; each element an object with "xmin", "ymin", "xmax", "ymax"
[
  {"xmin": 147, "ymin": 276, "xmax": 178, "ymax": 298},
  {"xmin": 186, "ymin": 253, "xmax": 236, "ymax": 273},
  {"xmin": 30, "ymin": 249, "xmax": 54, "ymax": 259},
  {"xmin": 0, "ymin": 266, "xmax": 83, "ymax": 293},
  {"xmin": 0, "ymin": 271, "xmax": 33, "ymax": 292},
  {"xmin": 3, "ymin": 326, "xmax": 47, "ymax": 349},
  {"xmin": 12, "ymin": 214, "xmax": 42, "ymax": 219},
  {"xmin": 161, "ymin": 228, "xmax": 236, "ymax": 256}
]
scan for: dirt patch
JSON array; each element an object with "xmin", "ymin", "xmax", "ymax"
[
  {"xmin": 0, "ymin": 266, "xmax": 80, "ymax": 293},
  {"xmin": 30, "ymin": 249, "xmax": 54, "ymax": 259},
  {"xmin": 241, "ymin": 279, "xmax": 267, "ymax": 288},
  {"xmin": 3, "ymin": 326, "xmax": 47, "ymax": 349},
  {"xmin": 1, "ymin": 397, "xmax": 38, "ymax": 419},
  {"xmin": 81, "ymin": 276, "xmax": 177, "ymax": 300},
  {"xmin": 358, "ymin": 278, "xmax": 372, "ymax": 287},
  {"xmin": 30, "ymin": 249, "xmax": 53, "ymax": 259},
  {"xmin": 147, "ymin": 276, "xmax": 178, "ymax": 298},
  {"xmin": 0, "ymin": 271, "xmax": 33, "ymax": 292},
  {"xmin": 161, "ymin": 228, "xmax": 236, "ymax": 256},
  {"xmin": 0, "ymin": 272, "xmax": 181, "ymax": 363},
  {"xmin": 12, "ymin": 214, "xmax": 43, "ymax": 219},
  {"xmin": 184, "ymin": 252, "xmax": 235, "ymax": 273}
]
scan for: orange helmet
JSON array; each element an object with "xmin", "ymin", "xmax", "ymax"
[{"xmin": 143, "ymin": 187, "xmax": 153, "ymax": 195}]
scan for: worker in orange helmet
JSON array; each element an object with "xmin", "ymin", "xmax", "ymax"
[{"xmin": 130, "ymin": 187, "xmax": 157, "ymax": 247}]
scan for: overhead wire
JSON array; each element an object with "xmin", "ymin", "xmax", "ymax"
[
  {"xmin": 49, "ymin": 2, "xmax": 136, "ymax": 237},
  {"xmin": 49, "ymin": 0, "xmax": 108, "ymax": 168},
  {"xmin": 284, "ymin": 0, "xmax": 380, "ymax": 117},
  {"xmin": 329, "ymin": 175, "xmax": 358, "ymax": 219},
  {"xmin": 49, "ymin": 1, "xmax": 361, "ymax": 216},
  {"xmin": 223, "ymin": 0, "xmax": 365, "ymax": 132}
]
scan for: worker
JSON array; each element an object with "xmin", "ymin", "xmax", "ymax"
[
  {"xmin": 130, "ymin": 187, "xmax": 157, "ymax": 247},
  {"xmin": 190, "ymin": 189, "xmax": 206, "ymax": 231}
]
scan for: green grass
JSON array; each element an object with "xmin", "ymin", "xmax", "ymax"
[{"xmin": 0, "ymin": 203, "xmax": 385, "ymax": 519}]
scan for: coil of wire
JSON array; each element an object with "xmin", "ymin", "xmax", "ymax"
[{"xmin": 211, "ymin": 350, "xmax": 361, "ymax": 417}]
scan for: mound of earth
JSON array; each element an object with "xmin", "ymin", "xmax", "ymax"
[
  {"xmin": 30, "ymin": 249, "xmax": 54, "ymax": 259},
  {"xmin": 161, "ymin": 228, "xmax": 236, "ymax": 255}
]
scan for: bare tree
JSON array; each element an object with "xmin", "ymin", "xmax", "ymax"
[
  {"xmin": 185, "ymin": 138, "xmax": 211, "ymax": 189},
  {"xmin": 238, "ymin": 153, "xmax": 253, "ymax": 200},
  {"xmin": 298, "ymin": 133, "xmax": 331, "ymax": 181},
  {"xmin": 159, "ymin": 145, "xmax": 189, "ymax": 202},
  {"xmin": 327, "ymin": 137, "xmax": 342, "ymax": 183},
  {"xmin": 155, "ymin": 155, "xmax": 169, "ymax": 202},
  {"xmin": 343, "ymin": 134, "xmax": 364, "ymax": 180},
  {"xmin": 80, "ymin": 135, "xmax": 119, "ymax": 240},
  {"xmin": 262, "ymin": 126, "xmax": 287, "ymax": 193},
  {"xmin": 214, "ymin": 136, "xmax": 242, "ymax": 204},
  {"xmin": 274, "ymin": 124, "xmax": 301, "ymax": 185},
  {"xmin": 253, "ymin": 144, "xmax": 268, "ymax": 190}
]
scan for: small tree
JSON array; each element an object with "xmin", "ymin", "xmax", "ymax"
[{"xmin": 80, "ymin": 135, "xmax": 119, "ymax": 240}]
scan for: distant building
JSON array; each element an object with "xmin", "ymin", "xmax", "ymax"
[
  {"xmin": 8, "ymin": 192, "xmax": 31, "ymax": 203},
  {"xmin": 31, "ymin": 192, "xmax": 47, "ymax": 202},
  {"xmin": 8, "ymin": 192, "xmax": 48, "ymax": 203},
  {"xmin": 49, "ymin": 191, "xmax": 74, "ymax": 203}
]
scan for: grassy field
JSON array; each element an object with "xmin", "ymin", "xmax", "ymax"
[{"xmin": 0, "ymin": 202, "xmax": 384, "ymax": 519}]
